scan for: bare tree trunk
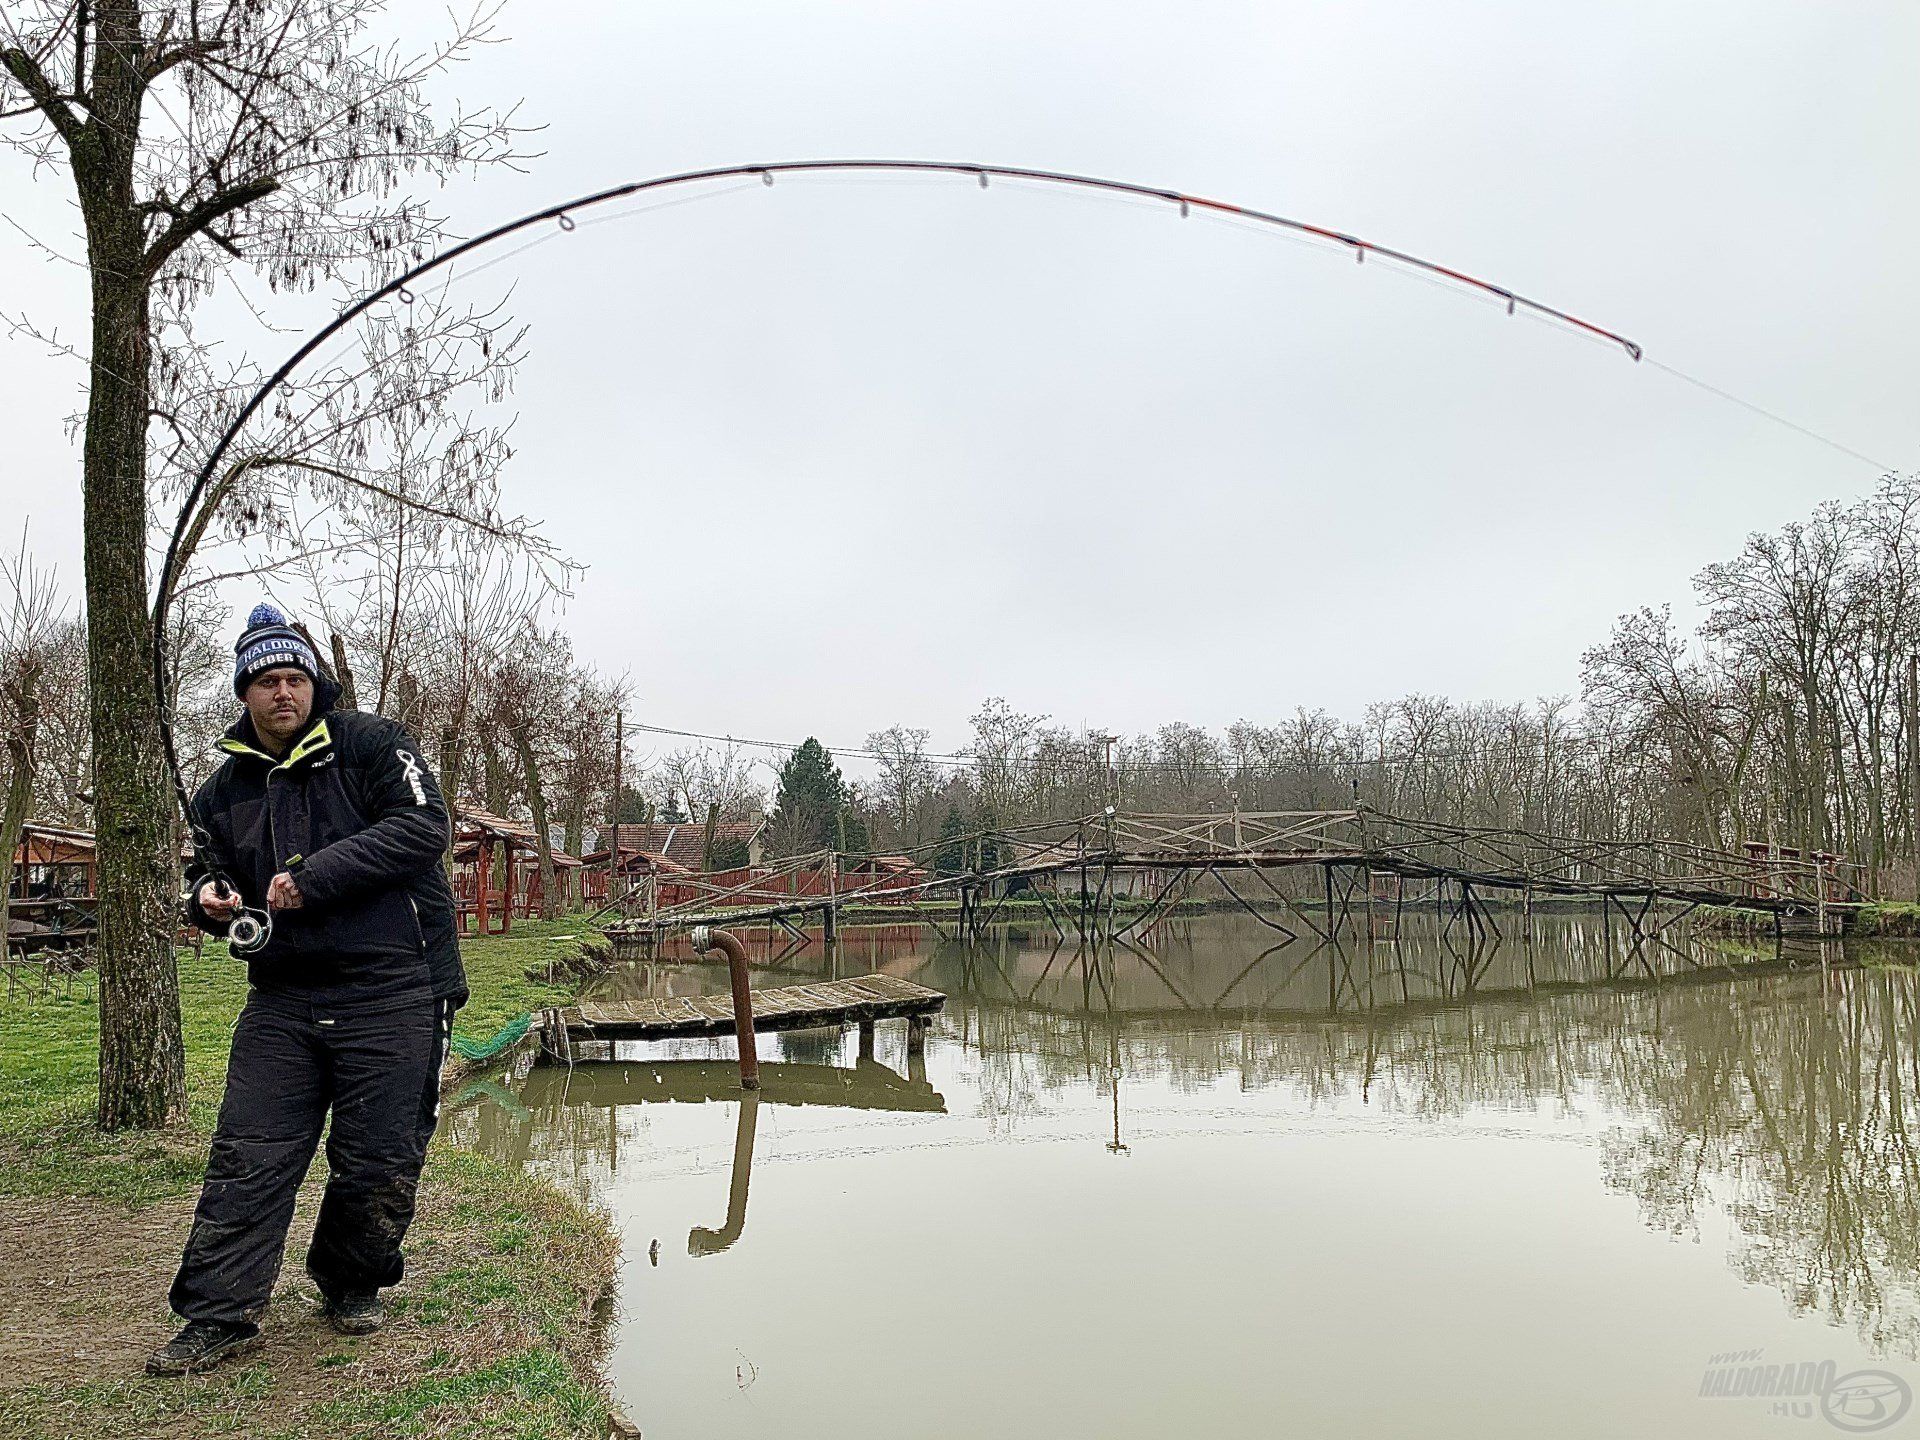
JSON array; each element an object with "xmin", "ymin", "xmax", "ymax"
[
  {"xmin": 63, "ymin": 6, "xmax": 185, "ymax": 1128},
  {"xmin": 80, "ymin": 168, "xmax": 186, "ymax": 1129},
  {"xmin": 1, "ymin": 729, "xmax": 33, "ymax": 952},
  {"xmin": 509, "ymin": 722, "xmax": 559, "ymax": 919},
  {"xmin": 562, "ymin": 790, "xmax": 586, "ymax": 911},
  {"xmin": 438, "ymin": 722, "xmax": 463, "ymax": 885},
  {"xmin": 329, "ymin": 632, "xmax": 359, "ymax": 711}
]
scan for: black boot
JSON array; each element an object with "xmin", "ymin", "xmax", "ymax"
[
  {"xmin": 145, "ymin": 1319, "xmax": 263, "ymax": 1376},
  {"xmin": 322, "ymin": 1289, "xmax": 383, "ymax": 1335}
]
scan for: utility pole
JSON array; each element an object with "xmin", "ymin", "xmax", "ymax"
[
  {"xmin": 1093, "ymin": 732, "xmax": 1119, "ymax": 937},
  {"xmin": 610, "ymin": 711, "xmax": 624, "ymax": 900},
  {"xmin": 1910, "ymin": 655, "xmax": 1919, "ymax": 904},
  {"xmin": 1093, "ymin": 733, "xmax": 1119, "ymax": 845}
]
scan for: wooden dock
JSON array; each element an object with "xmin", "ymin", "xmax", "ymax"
[{"xmin": 540, "ymin": 972, "xmax": 945, "ymax": 1062}]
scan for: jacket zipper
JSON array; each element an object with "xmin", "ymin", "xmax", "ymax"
[{"xmin": 408, "ymin": 895, "xmax": 427, "ymax": 958}]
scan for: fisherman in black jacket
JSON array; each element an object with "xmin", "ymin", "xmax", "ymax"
[{"xmin": 148, "ymin": 603, "xmax": 466, "ymax": 1377}]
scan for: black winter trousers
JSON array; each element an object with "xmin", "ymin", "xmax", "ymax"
[{"xmin": 168, "ymin": 989, "xmax": 455, "ymax": 1325}]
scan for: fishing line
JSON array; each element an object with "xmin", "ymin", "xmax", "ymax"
[
  {"xmin": 153, "ymin": 157, "xmax": 1898, "ymax": 857},
  {"xmin": 1642, "ymin": 357, "xmax": 1894, "ymax": 473}
]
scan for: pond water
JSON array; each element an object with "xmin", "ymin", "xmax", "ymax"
[{"xmin": 447, "ymin": 913, "xmax": 1920, "ymax": 1438}]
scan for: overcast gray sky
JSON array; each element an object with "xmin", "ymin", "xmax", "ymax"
[{"xmin": 5, "ymin": 0, "xmax": 1917, "ymax": 762}]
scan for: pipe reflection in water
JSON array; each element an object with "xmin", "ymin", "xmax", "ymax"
[
  {"xmin": 451, "ymin": 1050, "xmax": 948, "ymax": 1257},
  {"xmin": 689, "ymin": 1093, "xmax": 757, "ymax": 1256}
]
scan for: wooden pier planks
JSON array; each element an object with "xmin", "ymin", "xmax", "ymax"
[{"xmin": 562, "ymin": 972, "xmax": 944, "ymax": 1042}]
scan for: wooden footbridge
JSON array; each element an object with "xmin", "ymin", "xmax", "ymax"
[{"xmin": 598, "ymin": 807, "xmax": 1863, "ymax": 952}]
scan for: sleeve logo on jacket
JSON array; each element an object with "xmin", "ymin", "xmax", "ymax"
[{"xmin": 396, "ymin": 750, "xmax": 428, "ymax": 807}]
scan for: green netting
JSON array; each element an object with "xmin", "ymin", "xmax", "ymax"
[{"xmin": 449, "ymin": 1011, "xmax": 534, "ymax": 1061}]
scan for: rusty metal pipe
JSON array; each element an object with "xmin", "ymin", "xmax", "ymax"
[{"xmin": 692, "ymin": 925, "xmax": 758, "ymax": 1089}]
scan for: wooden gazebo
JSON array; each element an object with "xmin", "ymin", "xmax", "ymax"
[
  {"xmin": 452, "ymin": 805, "xmax": 580, "ymax": 935},
  {"xmin": 7, "ymin": 822, "xmax": 99, "ymax": 952}
]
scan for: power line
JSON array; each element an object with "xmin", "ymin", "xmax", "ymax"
[{"xmin": 624, "ymin": 717, "xmax": 1643, "ymax": 776}]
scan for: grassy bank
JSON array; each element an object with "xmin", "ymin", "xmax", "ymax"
[
  {"xmin": 1691, "ymin": 903, "xmax": 1778, "ymax": 936},
  {"xmin": 1853, "ymin": 902, "xmax": 1920, "ymax": 938},
  {"xmin": 0, "ymin": 917, "xmax": 618, "ymax": 1440}
]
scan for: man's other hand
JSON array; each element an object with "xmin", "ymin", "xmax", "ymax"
[
  {"xmin": 197, "ymin": 881, "xmax": 242, "ymax": 919},
  {"xmin": 267, "ymin": 873, "xmax": 304, "ymax": 911}
]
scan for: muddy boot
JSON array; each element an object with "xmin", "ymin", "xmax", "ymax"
[
  {"xmin": 145, "ymin": 1320, "xmax": 263, "ymax": 1376},
  {"xmin": 323, "ymin": 1289, "xmax": 383, "ymax": 1336}
]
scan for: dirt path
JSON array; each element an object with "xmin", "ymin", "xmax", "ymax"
[{"xmin": 0, "ymin": 1168, "xmax": 603, "ymax": 1440}]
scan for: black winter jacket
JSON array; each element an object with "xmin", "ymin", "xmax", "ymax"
[{"xmin": 184, "ymin": 680, "xmax": 466, "ymax": 1007}]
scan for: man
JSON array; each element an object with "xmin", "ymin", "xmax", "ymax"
[{"xmin": 147, "ymin": 603, "xmax": 465, "ymax": 1377}]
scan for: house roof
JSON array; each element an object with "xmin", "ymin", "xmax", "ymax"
[
  {"xmin": 453, "ymin": 805, "xmax": 579, "ymax": 864},
  {"xmin": 590, "ymin": 819, "xmax": 765, "ymax": 871},
  {"xmin": 12, "ymin": 823, "xmax": 96, "ymax": 867},
  {"xmin": 455, "ymin": 804, "xmax": 539, "ymax": 844},
  {"xmin": 857, "ymin": 854, "xmax": 924, "ymax": 874},
  {"xmin": 578, "ymin": 847, "xmax": 689, "ymax": 876}
]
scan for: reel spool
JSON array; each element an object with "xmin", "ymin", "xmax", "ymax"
[{"xmin": 227, "ymin": 908, "xmax": 273, "ymax": 957}]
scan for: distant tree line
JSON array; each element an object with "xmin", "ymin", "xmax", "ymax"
[
  {"xmin": 841, "ymin": 475, "xmax": 1920, "ymax": 896},
  {"xmin": 11, "ymin": 475, "xmax": 1920, "ymax": 917}
]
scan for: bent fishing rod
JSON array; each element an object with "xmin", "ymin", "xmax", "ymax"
[{"xmin": 149, "ymin": 157, "xmax": 1877, "ymax": 938}]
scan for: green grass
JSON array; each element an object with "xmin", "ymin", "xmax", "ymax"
[
  {"xmin": 451, "ymin": 917, "xmax": 606, "ymax": 1041},
  {"xmin": 1854, "ymin": 902, "xmax": 1920, "ymax": 937},
  {"xmin": 0, "ymin": 915, "xmax": 620, "ymax": 1439},
  {"xmin": 0, "ymin": 949, "xmax": 246, "ymax": 1205}
]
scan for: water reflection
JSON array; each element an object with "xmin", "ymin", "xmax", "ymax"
[{"xmin": 447, "ymin": 913, "xmax": 1920, "ymax": 1425}]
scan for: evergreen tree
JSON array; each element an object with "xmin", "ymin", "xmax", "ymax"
[
  {"xmin": 934, "ymin": 805, "xmax": 968, "ymax": 876},
  {"xmin": 773, "ymin": 738, "xmax": 848, "ymax": 854},
  {"xmin": 975, "ymin": 803, "xmax": 1001, "ymax": 872},
  {"xmin": 710, "ymin": 836, "xmax": 752, "ymax": 870}
]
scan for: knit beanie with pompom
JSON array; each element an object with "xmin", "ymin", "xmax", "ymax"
[{"xmin": 232, "ymin": 602, "xmax": 319, "ymax": 697}]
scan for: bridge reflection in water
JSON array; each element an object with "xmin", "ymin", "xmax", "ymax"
[{"xmin": 446, "ymin": 913, "xmax": 1920, "ymax": 1435}]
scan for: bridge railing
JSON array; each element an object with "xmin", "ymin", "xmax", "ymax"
[{"xmin": 597, "ymin": 807, "xmax": 1868, "ymax": 929}]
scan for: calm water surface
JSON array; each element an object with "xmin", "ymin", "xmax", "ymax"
[{"xmin": 448, "ymin": 914, "xmax": 1920, "ymax": 1438}]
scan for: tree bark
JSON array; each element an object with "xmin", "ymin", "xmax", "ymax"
[
  {"xmin": 562, "ymin": 789, "xmax": 586, "ymax": 911},
  {"xmin": 1, "ymin": 732, "xmax": 34, "ymax": 952},
  {"xmin": 329, "ymin": 632, "xmax": 359, "ymax": 711},
  {"xmin": 509, "ymin": 722, "xmax": 560, "ymax": 919},
  {"xmin": 69, "ymin": 2, "xmax": 187, "ymax": 1129}
]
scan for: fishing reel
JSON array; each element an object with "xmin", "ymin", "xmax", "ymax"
[
  {"xmin": 199, "ymin": 875, "xmax": 273, "ymax": 957},
  {"xmin": 227, "ymin": 905, "xmax": 273, "ymax": 957}
]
